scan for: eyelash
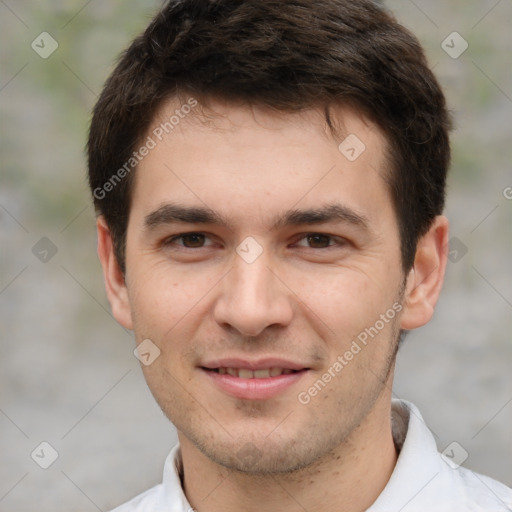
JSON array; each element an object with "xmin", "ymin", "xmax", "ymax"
[{"xmin": 163, "ymin": 232, "xmax": 347, "ymax": 250}]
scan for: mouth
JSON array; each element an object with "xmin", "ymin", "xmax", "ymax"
[
  {"xmin": 200, "ymin": 361, "xmax": 310, "ymax": 400},
  {"xmin": 204, "ymin": 367, "xmax": 301, "ymax": 378}
]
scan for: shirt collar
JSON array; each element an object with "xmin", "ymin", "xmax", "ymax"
[
  {"xmin": 159, "ymin": 444, "xmax": 193, "ymax": 511},
  {"xmin": 160, "ymin": 399, "xmax": 510, "ymax": 511},
  {"xmin": 368, "ymin": 399, "xmax": 446, "ymax": 511}
]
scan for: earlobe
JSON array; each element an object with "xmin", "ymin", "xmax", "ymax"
[
  {"xmin": 400, "ymin": 216, "xmax": 449, "ymax": 330},
  {"xmin": 96, "ymin": 216, "xmax": 134, "ymax": 330}
]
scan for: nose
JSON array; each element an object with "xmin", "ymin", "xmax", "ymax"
[{"xmin": 213, "ymin": 251, "xmax": 294, "ymax": 337}]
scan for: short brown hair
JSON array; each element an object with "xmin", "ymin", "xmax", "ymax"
[{"xmin": 88, "ymin": 0, "xmax": 451, "ymax": 273}]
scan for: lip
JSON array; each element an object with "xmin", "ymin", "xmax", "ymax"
[
  {"xmin": 202, "ymin": 367, "xmax": 309, "ymax": 400},
  {"xmin": 199, "ymin": 357, "xmax": 311, "ymax": 401},
  {"xmin": 201, "ymin": 357, "xmax": 309, "ymax": 371}
]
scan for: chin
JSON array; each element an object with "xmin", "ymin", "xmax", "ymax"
[{"xmin": 194, "ymin": 433, "xmax": 333, "ymax": 475}]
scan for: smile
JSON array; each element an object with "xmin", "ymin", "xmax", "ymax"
[
  {"xmin": 209, "ymin": 367, "xmax": 299, "ymax": 378},
  {"xmin": 201, "ymin": 366, "xmax": 309, "ymax": 400}
]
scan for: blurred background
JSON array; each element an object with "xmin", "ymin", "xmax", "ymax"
[{"xmin": 0, "ymin": 1, "xmax": 511, "ymax": 510}]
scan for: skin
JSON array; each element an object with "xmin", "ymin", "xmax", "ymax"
[{"xmin": 97, "ymin": 98, "xmax": 449, "ymax": 512}]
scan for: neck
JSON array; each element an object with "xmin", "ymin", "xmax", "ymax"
[{"xmin": 179, "ymin": 396, "xmax": 397, "ymax": 512}]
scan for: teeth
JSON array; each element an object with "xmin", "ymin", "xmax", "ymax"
[
  {"xmin": 215, "ymin": 367, "xmax": 299, "ymax": 378},
  {"xmin": 254, "ymin": 369, "xmax": 270, "ymax": 378},
  {"xmin": 238, "ymin": 369, "xmax": 253, "ymax": 379},
  {"xmin": 270, "ymin": 367, "xmax": 282, "ymax": 377}
]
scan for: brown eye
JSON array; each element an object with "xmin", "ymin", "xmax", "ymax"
[
  {"xmin": 181, "ymin": 233, "xmax": 206, "ymax": 247},
  {"xmin": 306, "ymin": 234, "xmax": 332, "ymax": 248},
  {"xmin": 293, "ymin": 233, "xmax": 348, "ymax": 251},
  {"xmin": 166, "ymin": 232, "xmax": 211, "ymax": 248}
]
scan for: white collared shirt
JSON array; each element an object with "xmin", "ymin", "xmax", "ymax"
[{"xmin": 110, "ymin": 400, "xmax": 512, "ymax": 511}]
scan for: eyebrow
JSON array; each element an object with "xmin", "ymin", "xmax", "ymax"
[{"xmin": 144, "ymin": 202, "xmax": 370, "ymax": 232}]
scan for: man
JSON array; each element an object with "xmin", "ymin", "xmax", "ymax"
[{"xmin": 88, "ymin": 1, "xmax": 512, "ymax": 510}]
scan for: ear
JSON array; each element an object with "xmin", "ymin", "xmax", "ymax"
[
  {"xmin": 96, "ymin": 216, "xmax": 133, "ymax": 330},
  {"xmin": 400, "ymin": 215, "xmax": 449, "ymax": 330}
]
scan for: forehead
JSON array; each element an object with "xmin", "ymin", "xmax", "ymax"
[{"xmin": 130, "ymin": 97, "xmax": 394, "ymax": 232}]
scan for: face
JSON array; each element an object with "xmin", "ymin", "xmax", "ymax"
[{"xmin": 99, "ymin": 99, "xmax": 445, "ymax": 474}]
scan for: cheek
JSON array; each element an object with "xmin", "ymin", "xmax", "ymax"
[
  {"xmin": 127, "ymin": 264, "xmax": 213, "ymax": 340},
  {"xmin": 291, "ymin": 266, "xmax": 394, "ymax": 337}
]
